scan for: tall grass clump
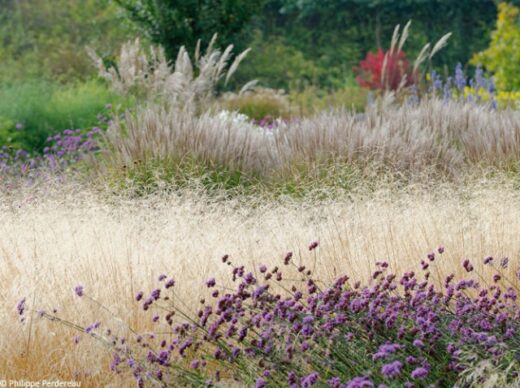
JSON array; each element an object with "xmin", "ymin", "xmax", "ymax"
[{"xmin": 101, "ymin": 96, "xmax": 520, "ymax": 191}]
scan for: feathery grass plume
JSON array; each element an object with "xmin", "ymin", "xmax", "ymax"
[
  {"xmin": 88, "ymin": 34, "xmax": 251, "ymax": 112},
  {"xmin": 397, "ymin": 20, "xmax": 411, "ymax": 53},
  {"xmin": 429, "ymin": 32, "xmax": 452, "ymax": 60},
  {"xmin": 413, "ymin": 43, "xmax": 431, "ymax": 74}
]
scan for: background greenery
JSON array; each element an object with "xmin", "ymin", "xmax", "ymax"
[{"xmin": 1, "ymin": 0, "xmax": 520, "ymax": 154}]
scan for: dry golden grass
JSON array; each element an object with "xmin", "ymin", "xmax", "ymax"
[{"xmin": 1, "ymin": 182, "xmax": 520, "ymax": 384}]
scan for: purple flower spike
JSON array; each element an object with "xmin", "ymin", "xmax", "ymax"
[
  {"xmin": 135, "ymin": 291, "xmax": 144, "ymax": 301},
  {"xmin": 437, "ymin": 245, "xmax": 445, "ymax": 254},
  {"xmin": 206, "ymin": 278, "xmax": 216, "ymax": 288},
  {"xmin": 256, "ymin": 378, "xmax": 266, "ymax": 388},
  {"xmin": 484, "ymin": 256, "xmax": 493, "ymax": 265},
  {"xmin": 74, "ymin": 285, "xmax": 84, "ymax": 297},
  {"xmin": 454, "ymin": 63, "xmax": 466, "ymax": 91},
  {"xmin": 158, "ymin": 274, "xmax": 167, "ymax": 281}
]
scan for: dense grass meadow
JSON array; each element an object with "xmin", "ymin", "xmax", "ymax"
[
  {"xmin": 3, "ymin": 183, "xmax": 520, "ymax": 386},
  {"xmin": 3, "ymin": 1, "xmax": 520, "ymax": 387}
]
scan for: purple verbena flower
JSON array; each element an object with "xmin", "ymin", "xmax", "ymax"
[
  {"xmin": 308, "ymin": 241, "xmax": 319, "ymax": 251},
  {"xmin": 346, "ymin": 376, "xmax": 374, "ymax": 388},
  {"xmin": 74, "ymin": 285, "xmax": 84, "ymax": 297},
  {"xmin": 301, "ymin": 372, "xmax": 319, "ymax": 387},
  {"xmin": 411, "ymin": 367, "xmax": 429, "ymax": 379},
  {"xmin": 165, "ymin": 278, "xmax": 175, "ymax": 289},
  {"xmin": 381, "ymin": 360, "xmax": 403, "ymax": 378},
  {"xmin": 16, "ymin": 297, "xmax": 26, "ymax": 315}
]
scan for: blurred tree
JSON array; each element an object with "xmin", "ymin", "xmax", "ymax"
[
  {"xmin": 114, "ymin": 0, "xmax": 266, "ymax": 59},
  {"xmin": 472, "ymin": 2, "xmax": 520, "ymax": 91}
]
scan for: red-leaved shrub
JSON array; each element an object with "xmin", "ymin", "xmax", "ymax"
[{"xmin": 355, "ymin": 48, "xmax": 416, "ymax": 91}]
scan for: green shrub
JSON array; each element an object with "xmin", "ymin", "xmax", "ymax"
[{"xmin": 0, "ymin": 79, "xmax": 126, "ymax": 152}]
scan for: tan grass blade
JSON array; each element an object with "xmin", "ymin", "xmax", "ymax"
[
  {"xmin": 397, "ymin": 20, "xmax": 412, "ymax": 52},
  {"xmin": 389, "ymin": 24, "xmax": 400, "ymax": 54}
]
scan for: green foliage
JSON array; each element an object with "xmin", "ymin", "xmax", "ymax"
[
  {"xmin": 0, "ymin": 0, "xmax": 137, "ymax": 81},
  {"xmin": 0, "ymin": 80, "xmax": 125, "ymax": 151},
  {"xmin": 114, "ymin": 0, "xmax": 266, "ymax": 60},
  {"xmin": 231, "ymin": 32, "xmax": 322, "ymax": 90},
  {"xmin": 472, "ymin": 2, "xmax": 520, "ymax": 91},
  {"xmin": 105, "ymin": 157, "xmax": 263, "ymax": 197},
  {"xmin": 103, "ymin": 155, "xmax": 377, "ymax": 199}
]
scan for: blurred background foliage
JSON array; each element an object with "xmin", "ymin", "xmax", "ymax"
[
  {"xmin": 0, "ymin": 0, "xmax": 139, "ymax": 82},
  {"xmin": 2, "ymin": 0, "xmax": 518, "ymax": 88},
  {"xmin": 1, "ymin": 0, "xmax": 520, "ymax": 153}
]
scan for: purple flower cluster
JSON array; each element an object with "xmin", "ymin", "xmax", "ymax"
[
  {"xmin": 0, "ymin": 127, "xmax": 102, "ymax": 178},
  {"xmin": 34, "ymin": 245, "xmax": 520, "ymax": 387}
]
